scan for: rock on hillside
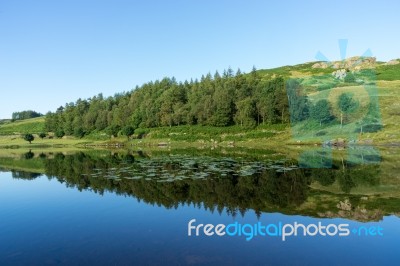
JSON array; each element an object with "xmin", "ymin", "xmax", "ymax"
[
  {"xmin": 385, "ymin": 59, "xmax": 399, "ymax": 65},
  {"xmin": 332, "ymin": 69, "xmax": 347, "ymax": 79},
  {"xmin": 312, "ymin": 56, "xmax": 376, "ymax": 70},
  {"xmin": 311, "ymin": 62, "xmax": 329, "ymax": 69}
]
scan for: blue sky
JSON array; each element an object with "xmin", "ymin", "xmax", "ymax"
[{"xmin": 0, "ymin": 0, "xmax": 399, "ymax": 119}]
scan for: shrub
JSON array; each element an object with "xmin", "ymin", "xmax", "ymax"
[
  {"xmin": 354, "ymin": 124, "xmax": 382, "ymax": 133},
  {"xmin": 73, "ymin": 128, "xmax": 85, "ymax": 138},
  {"xmin": 315, "ymin": 131, "xmax": 327, "ymax": 136},
  {"xmin": 55, "ymin": 129, "xmax": 65, "ymax": 138},
  {"xmin": 39, "ymin": 132, "xmax": 46, "ymax": 139},
  {"xmin": 121, "ymin": 125, "xmax": 135, "ymax": 139},
  {"xmin": 105, "ymin": 125, "xmax": 121, "ymax": 137},
  {"xmin": 344, "ymin": 72, "xmax": 356, "ymax": 83}
]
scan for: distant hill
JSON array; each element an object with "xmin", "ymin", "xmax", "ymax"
[
  {"xmin": 0, "ymin": 117, "xmax": 45, "ymax": 135},
  {"xmin": 257, "ymin": 57, "xmax": 400, "ymax": 80}
]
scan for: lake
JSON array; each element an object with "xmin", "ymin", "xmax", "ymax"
[{"xmin": 0, "ymin": 147, "xmax": 399, "ymax": 265}]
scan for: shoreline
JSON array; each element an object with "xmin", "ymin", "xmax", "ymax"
[{"xmin": 1, "ymin": 136, "xmax": 400, "ymax": 150}]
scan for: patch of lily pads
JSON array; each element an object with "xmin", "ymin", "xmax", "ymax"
[{"xmin": 82, "ymin": 154, "xmax": 299, "ymax": 183}]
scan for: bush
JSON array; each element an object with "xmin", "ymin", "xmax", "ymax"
[
  {"xmin": 135, "ymin": 128, "xmax": 150, "ymax": 139},
  {"xmin": 39, "ymin": 132, "xmax": 46, "ymax": 139},
  {"xmin": 315, "ymin": 131, "xmax": 327, "ymax": 136},
  {"xmin": 105, "ymin": 125, "xmax": 121, "ymax": 137},
  {"xmin": 73, "ymin": 128, "xmax": 85, "ymax": 138},
  {"xmin": 55, "ymin": 129, "xmax": 65, "ymax": 138},
  {"xmin": 344, "ymin": 72, "xmax": 356, "ymax": 83},
  {"xmin": 354, "ymin": 124, "xmax": 383, "ymax": 133},
  {"xmin": 121, "ymin": 125, "xmax": 135, "ymax": 139}
]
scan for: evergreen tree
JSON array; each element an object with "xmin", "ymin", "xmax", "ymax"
[
  {"xmin": 310, "ymin": 99, "xmax": 333, "ymax": 126},
  {"xmin": 338, "ymin": 93, "xmax": 358, "ymax": 127},
  {"xmin": 286, "ymin": 79, "xmax": 309, "ymax": 123}
]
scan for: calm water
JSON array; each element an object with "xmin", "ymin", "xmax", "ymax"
[{"xmin": 0, "ymin": 148, "xmax": 400, "ymax": 265}]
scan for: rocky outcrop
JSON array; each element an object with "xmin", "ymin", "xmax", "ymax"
[
  {"xmin": 332, "ymin": 69, "xmax": 347, "ymax": 79},
  {"xmin": 335, "ymin": 56, "xmax": 376, "ymax": 69},
  {"xmin": 312, "ymin": 62, "xmax": 329, "ymax": 69},
  {"xmin": 318, "ymin": 198, "xmax": 384, "ymax": 222},
  {"xmin": 385, "ymin": 59, "xmax": 399, "ymax": 65},
  {"xmin": 312, "ymin": 56, "xmax": 376, "ymax": 70}
]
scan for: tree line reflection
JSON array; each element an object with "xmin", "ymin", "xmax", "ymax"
[{"xmin": 1, "ymin": 149, "xmax": 390, "ymax": 221}]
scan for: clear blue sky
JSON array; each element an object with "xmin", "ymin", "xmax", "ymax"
[{"xmin": 0, "ymin": 0, "xmax": 399, "ymax": 119}]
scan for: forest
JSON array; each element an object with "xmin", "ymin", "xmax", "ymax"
[
  {"xmin": 12, "ymin": 110, "xmax": 43, "ymax": 121},
  {"xmin": 44, "ymin": 68, "xmax": 290, "ymax": 138}
]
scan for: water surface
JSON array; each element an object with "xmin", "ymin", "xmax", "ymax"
[{"xmin": 0, "ymin": 147, "xmax": 399, "ymax": 265}]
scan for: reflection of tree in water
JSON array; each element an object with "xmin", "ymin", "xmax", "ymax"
[
  {"xmin": 311, "ymin": 168, "xmax": 336, "ymax": 186},
  {"xmin": 23, "ymin": 150, "xmax": 34, "ymax": 160},
  {"xmin": 338, "ymin": 160, "xmax": 380, "ymax": 193},
  {"xmin": 38, "ymin": 152, "xmax": 382, "ymax": 217},
  {"xmin": 338, "ymin": 170, "xmax": 356, "ymax": 194},
  {"xmin": 0, "ymin": 150, "xmax": 385, "ymax": 219},
  {"xmin": 261, "ymin": 169, "xmax": 310, "ymax": 208},
  {"xmin": 42, "ymin": 153, "xmax": 313, "ymax": 215},
  {"xmin": 309, "ymin": 160, "xmax": 380, "ymax": 193},
  {"xmin": 11, "ymin": 170, "xmax": 41, "ymax": 180}
]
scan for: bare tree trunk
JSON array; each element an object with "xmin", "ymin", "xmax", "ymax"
[{"xmin": 340, "ymin": 112, "xmax": 343, "ymax": 128}]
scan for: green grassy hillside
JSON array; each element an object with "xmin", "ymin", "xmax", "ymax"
[
  {"xmin": 0, "ymin": 117, "xmax": 45, "ymax": 135},
  {"xmin": 0, "ymin": 58, "xmax": 399, "ymax": 148}
]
